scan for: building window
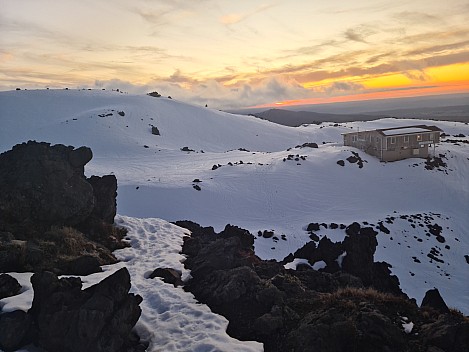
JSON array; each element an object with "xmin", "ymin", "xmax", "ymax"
[
  {"xmin": 352, "ymin": 135, "xmax": 357, "ymax": 142},
  {"xmin": 404, "ymin": 135, "xmax": 409, "ymax": 143},
  {"xmin": 389, "ymin": 137, "xmax": 396, "ymax": 144},
  {"xmin": 429, "ymin": 133, "xmax": 434, "ymax": 140},
  {"xmin": 417, "ymin": 134, "xmax": 422, "ymax": 141}
]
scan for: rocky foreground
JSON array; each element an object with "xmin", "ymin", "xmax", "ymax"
[
  {"xmin": 0, "ymin": 141, "xmax": 468, "ymax": 352},
  {"xmin": 0, "ymin": 141, "xmax": 145, "ymax": 352},
  {"xmin": 177, "ymin": 221, "xmax": 469, "ymax": 352}
]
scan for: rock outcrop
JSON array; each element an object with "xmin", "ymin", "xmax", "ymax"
[
  {"xmin": 0, "ymin": 268, "xmax": 144, "ymax": 352},
  {"xmin": 179, "ymin": 222, "xmax": 469, "ymax": 352},
  {"xmin": 0, "ymin": 141, "xmax": 126, "ymax": 274},
  {"xmin": 0, "ymin": 141, "xmax": 94, "ymax": 232},
  {"xmin": 0, "ymin": 274, "xmax": 21, "ymax": 300}
]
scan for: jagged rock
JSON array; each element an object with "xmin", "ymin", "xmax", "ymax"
[
  {"xmin": 420, "ymin": 314, "xmax": 469, "ymax": 352},
  {"xmin": 29, "ymin": 267, "xmax": 142, "ymax": 352},
  {"xmin": 306, "ymin": 223, "xmax": 320, "ymax": 232},
  {"xmin": 0, "ymin": 310, "xmax": 32, "ymax": 352},
  {"xmin": 148, "ymin": 268, "xmax": 183, "ymax": 287},
  {"xmin": 0, "ymin": 141, "xmax": 95, "ymax": 233},
  {"xmin": 346, "ymin": 155, "xmax": 358, "ymax": 163},
  {"xmin": 151, "ymin": 125, "xmax": 160, "ymax": 135},
  {"xmin": 86, "ymin": 175, "xmax": 117, "ymax": 224},
  {"xmin": 0, "ymin": 274, "xmax": 21, "ymax": 299},
  {"xmin": 65, "ymin": 255, "xmax": 103, "ymax": 276},
  {"xmin": 68, "ymin": 146, "xmax": 93, "ymax": 170},
  {"xmin": 182, "ymin": 221, "xmax": 469, "ymax": 352},
  {"xmin": 293, "ymin": 241, "xmax": 317, "ymax": 261},
  {"xmin": 0, "ymin": 142, "xmax": 121, "ymax": 273},
  {"xmin": 371, "ymin": 262, "xmax": 403, "ymax": 296},
  {"xmin": 342, "ymin": 227, "xmax": 378, "ymax": 285},
  {"xmin": 421, "ymin": 288, "xmax": 450, "ymax": 314},
  {"xmin": 345, "ymin": 222, "xmax": 361, "ymax": 236},
  {"xmin": 337, "ymin": 160, "xmax": 345, "ymax": 166}
]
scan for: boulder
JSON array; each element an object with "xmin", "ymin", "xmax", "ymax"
[
  {"xmin": 0, "ymin": 310, "xmax": 32, "ymax": 352},
  {"xmin": 420, "ymin": 314, "xmax": 469, "ymax": 352},
  {"xmin": 421, "ymin": 288, "xmax": 450, "ymax": 314},
  {"xmin": 86, "ymin": 175, "xmax": 117, "ymax": 224},
  {"xmin": 0, "ymin": 274, "xmax": 21, "ymax": 299},
  {"xmin": 29, "ymin": 267, "xmax": 142, "ymax": 352},
  {"xmin": 0, "ymin": 142, "xmax": 121, "ymax": 273},
  {"xmin": 148, "ymin": 267, "xmax": 183, "ymax": 287},
  {"xmin": 0, "ymin": 141, "xmax": 95, "ymax": 233},
  {"xmin": 342, "ymin": 226, "xmax": 378, "ymax": 285},
  {"xmin": 65, "ymin": 255, "xmax": 103, "ymax": 276}
]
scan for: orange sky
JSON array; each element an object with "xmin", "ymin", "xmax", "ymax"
[{"xmin": 1, "ymin": 0, "xmax": 469, "ymax": 109}]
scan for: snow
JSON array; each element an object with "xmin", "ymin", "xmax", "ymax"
[
  {"xmin": 0, "ymin": 89, "xmax": 468, "ymax": 350},
  {"xmin": 400, "ymin": 316, "xmax": 414, "ymax": 334},
  {"xmin": 336, "ymin": 251, "xmax": 347, "ymax": 268},
  {"xmin": 312, "ymin": 260, "xmax": 327, "ymax": 271},
  {"xmin": 284, "ymin": 258, "xmax": 312, "ymax": 270},
  {"xmin": 0, "ymin": 216, "xmax": 262, "ymax": 352},
  {"xmin": 380, "ymin": 127, "xmax": 433, "ymax": 136},
  {"xmin": 112, "ymin": 216, "xmax": 262, "ymax": 351}
]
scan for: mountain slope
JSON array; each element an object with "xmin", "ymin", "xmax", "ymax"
[{"xmin": 1, "ymin": 89, "xmax": 468, "ymax": 315}]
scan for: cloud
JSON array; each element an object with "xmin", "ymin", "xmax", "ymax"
[
  {"xmin": 344, "ymin": 29, "xmax": 367, "ymax": 43},
  {"xmin": 325, "ymin": 81, "xmax": 365, "ymax": 94},
  {"xmin": 220, "ymin": 3, "xmax": 276, "ymax": 25},
  {"xmin": 91, "ymin": 76, "xmax": 311, "ymax": 109}
]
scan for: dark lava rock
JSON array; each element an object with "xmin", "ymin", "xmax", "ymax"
[
  {"xmin": 151, "ymin": 125, "xmax": 160, "ymax": 135},
  {"xmin": 180, "ymin": 146, "xmax": 195, "ymax": 152},
  {"xmin": 193, "ymin": 184, "xmax": 201, "ymax": 191},
  {"xmin": 306, "ymin": 223, "xmax": 320, "ymax": 232},
  {"xmin": 148, "ymin": 267, "xmax": 183, "ymax": 287},
  {"xmin": 329, "ymin": 223, "xmax": 338, "ymax": 229},
  {"xmin": 421, "ymin": 288, "xmax": 450, "ymax": 314},
  {"xmin": 371, "ymin": 262, "xmax": 404, "ymax": 297},
  {"xmin": 420, "ymin": 314, "xmax": 469, "ymax": 352},
  {"xmin": 345, "ymin": 222, "xmax": 361, "ymax": 236},
  {"xmin": 346, "ymin": 155, "xmax": 358, "ymax": 163},
  {"xmin": 292, "ymin": 241, "xmax": 317, "ymax": 261},
  {"xmin": 29, "ymin": 267, "xmax": 142, "ymax": 352},
  {"xmin": 65, "ymin": 255, "xmax": 103, "ymax": 276},
  {"xmin": 181, "ymin": 221, "xmax": 468, "ymax": 352},
  {"xmin": 0, "ymin": 142, "xmax": 122, "ymax": 273},
  {"xmin": 285, "ymin": 307, "xmax": 406, "ymax": 352},
  {"xmin": 85, "ymin": 175, "xmax": 117, "ymax": 225},
  {"xmin": 297, "ymin": 142, "xmax": 318, "ymax": 148},
  {"xmin": 342, "ymin": 227, "xmax": 378, "ymax": 285},
  {"xmin": 337, "ymin": 160, "xmax": 345, "ymax": 166},
  {"xmin": 377, "ymin": 221, "xmax": 390, "ymax": 234},
  {"xmin": 0, "ymin": 310, "xmax": 32, "ymax": 352},
  {"xmin": 262, "ymin": 230, "xmax": 274, "ymax": 238},
  {"xmin": 0, "ymin": 141, "xmax": 95, "ymax": 232},
  {"xmin": 0, "ymin": 274, "xmax": 21, "ymax": 299}
]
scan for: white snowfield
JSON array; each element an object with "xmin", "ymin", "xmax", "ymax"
[{"xmin": 1, "ymin": 89, "xmax": 468, "ymax": 351}]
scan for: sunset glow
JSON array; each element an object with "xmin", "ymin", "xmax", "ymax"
[{"xmin": 1, "ymin": 0, "xmax": 468, "ymax": 109}]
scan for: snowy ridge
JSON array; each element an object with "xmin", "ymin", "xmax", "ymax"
[{"xmin": 0, "ymin": 89, "xmax": 468, "ymax": 348}]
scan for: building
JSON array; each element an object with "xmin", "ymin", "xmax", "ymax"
[{"xmin": 342, "ymin": 125, "xmax": 442, "ymax": 162}]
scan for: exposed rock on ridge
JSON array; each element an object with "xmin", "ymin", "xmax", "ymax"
[
  {"xmin": 179, "ymin": 221, "xmax": 469, "ymax": 352},
  {"xmin": 0, "ymin": 141, "xmax": 125, "ymax": 274}
]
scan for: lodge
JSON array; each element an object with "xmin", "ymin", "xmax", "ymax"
[{"xmin": 342, "ymin": 125, "xmax": 442, "ymax": 162}]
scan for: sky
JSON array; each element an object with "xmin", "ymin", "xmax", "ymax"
[{"xmin": 1, "ymin": 0, "xmax": 469, "ymax": 109}]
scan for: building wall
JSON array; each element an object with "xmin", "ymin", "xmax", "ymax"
[{"xmin": 343, "ymin": 130, "xmax": 440, "ymax": 162}]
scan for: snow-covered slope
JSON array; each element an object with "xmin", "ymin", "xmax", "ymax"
[{"xmin": 1, "ymin": 89, "xmax": 468, "ymax": 320}]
